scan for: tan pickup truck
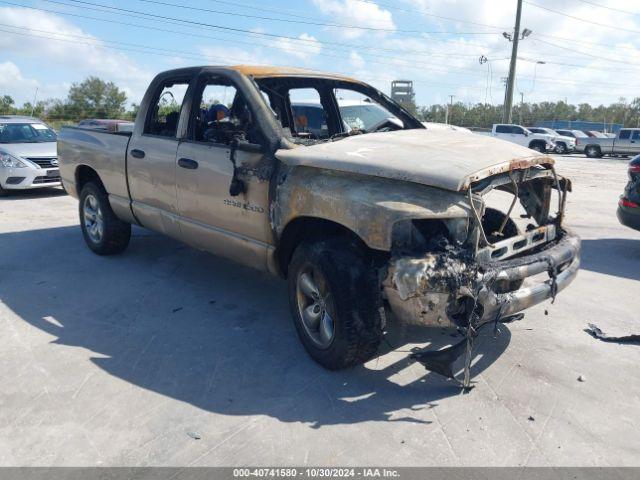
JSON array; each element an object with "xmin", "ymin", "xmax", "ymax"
[{"xmin": 58, "ymin": 66, "xmax": 580, "ymax": 383}]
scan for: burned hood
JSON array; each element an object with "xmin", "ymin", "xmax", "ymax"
[{"xmin": 275, "ymin": 129, "xmax": 553, "ymax": 191}]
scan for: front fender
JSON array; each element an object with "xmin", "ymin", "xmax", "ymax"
[{"xmin": 272, "ymin": 166, "xmax": 471, "ymax": 251}]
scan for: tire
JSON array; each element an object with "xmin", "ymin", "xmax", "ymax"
[
  {"xmin": 529, "ymin": 141, "xmax": 544, "ymax": 152},
  {"xmin": 79, "ymin": 181, "xmax": 131, "ymax": 255},
  {"xmin": 0, "ymin": 184, "xmax": 7, "ymax": 197},
  {"xmin": 554, "ymin": 142, "xmax": 567, "ymax": 154},
  {"xmin": 287, "ymin": 238, "xmax": 383, "ymax": 370},
  {"xmin": 585, "ymin": 145, "xmax": 602, "ymax": 158}
]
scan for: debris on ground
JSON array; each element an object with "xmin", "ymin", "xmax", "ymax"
[
  {"xmin": 585, "ymin": 324, "xmax": 640, "ymax": 345},
  {"xmin": 172, "ymin": 307, "xmax": 183, "ymax": 313},
  {"xmin": 577, "ymin": 375, "xmax": 586, "ymax": 382},
  {"xmin": 528, "ymin": 416, "xmax": 535, "ymax": 422},
  {"xmin": 186, "ymin": 432, "xmax": 201, "ymax": 440}
]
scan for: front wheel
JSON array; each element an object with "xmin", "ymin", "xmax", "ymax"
[
  {"xmin": 555, "ymin": 143, "xmax": 567, "ymax": 154},
  {"xmin": 529, "ymin": 142, "xmax": 544, "ymax": 152},
  {"xmin": 287, "ymin": 238, "xmax": 383, "ymax": 370},
  {"xmin": 79, "ymin": 181, "xmax": 131, "ymax": 255}
]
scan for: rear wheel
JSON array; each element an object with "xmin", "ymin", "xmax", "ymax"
[
  {"xmin": 585, "ymin": 145, "xmax": 602, "ymax": 158},
  {"xmin": 287, "ymin": 238, "xmax": 383, "ymax": 370},
  {"xmin": 0, "ymin": 184, "xmax": 7, "ymax": 197},
  {"xmin": 79, "ymin": 181, "xmax": 131, "ymax": 255},
  {"xmin": 554, "ymin": 142, "xmax": 567, "ymax": 154},
  {"xmin": 529, "ymin": 141, "xmax": 544, "ymax": 152}
]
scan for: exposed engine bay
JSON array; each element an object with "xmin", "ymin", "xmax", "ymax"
[{"xmin": 381, "ymin": 163, "xmax": 580, "ymax": 389}]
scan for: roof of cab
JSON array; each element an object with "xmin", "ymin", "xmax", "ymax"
[
  {"xmin": 159, "ymin": 65, "xmax": 364, "ymax": 84},
  {"xmin": 227, "ymin": 65, "xmax": 362, "ymax": 83}
]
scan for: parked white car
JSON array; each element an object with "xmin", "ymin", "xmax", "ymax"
[
  {"xmin": 0, "ymin": 116, "xmax": 60, "ymax": 195},
  {"xmin": 489, "ymin": 124, "xmax": 555, "ymax": 152},
  {"xmin": 527, "ymin": 127, "xmax": 576, "ymax": 154}
]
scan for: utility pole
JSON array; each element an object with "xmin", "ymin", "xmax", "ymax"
[
  {"xmin": 503, "ymin": 0, "xmax": 525, "ymax": 124},
  {"xmin": 519, "ymin": 92, "xmax": 524, "ymax": 125},
  {"xmin": 30, "ymin": 87, "xmax": 38, "ymax": 117},
  {"xmin": 445, "ymin": 94, "xmax": 455, "ymax": 124}
]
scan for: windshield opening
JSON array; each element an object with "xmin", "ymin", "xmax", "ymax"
[
  {"xmin": 0, "ymin": 123, "xmax": 57, "ymax": 143},
  {"xmin": 255, "ymin": 77, "xmax": 422, "ymax": 146}
]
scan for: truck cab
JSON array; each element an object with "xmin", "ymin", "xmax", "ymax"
[{"xmin": 491, "ymin": 124, "xmax": 556, "ymax": 152}]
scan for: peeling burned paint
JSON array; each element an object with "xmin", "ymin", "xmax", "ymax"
[{"xmin": 272, "ymin": 166, "xmax": 470, "ymax": 251}]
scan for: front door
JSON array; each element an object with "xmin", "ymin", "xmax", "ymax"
[
  {"xmin": 615, "ymin": 129, "xmax": 634, "ymax": 154},
  {"xmin": 175, "ymin": 75, "xmax": 273, "ymax": 270}
]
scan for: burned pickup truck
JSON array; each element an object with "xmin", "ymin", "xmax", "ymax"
[{"xmin": 58, "ymin": 66, "xmax": 580, "ymax": 385}]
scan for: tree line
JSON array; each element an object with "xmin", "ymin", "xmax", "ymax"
[
  {"xmin": 0, "ymin": 77, "xmax": 134, "ymax": 127},
  {"xmin": 418, "ymin": 98, "xmax": 640, "ymax": 130},
  {"xmin": 2, "ymin": 76, "xmax": 640, "ymax": 130}
]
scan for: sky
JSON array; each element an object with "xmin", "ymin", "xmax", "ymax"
[{"xmin": 1, "ymin": 0, "xmax": 639, "ymax": 109}]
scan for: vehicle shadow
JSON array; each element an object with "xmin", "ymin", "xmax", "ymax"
[
  {"xmin": 580, "ymin": 238, "xmax": 640, "ymax": 282},
  {"xmin": 0, "ymin": 187, "xmax": 66, "ymax": 200},
  {"xmin": 0, "ymin": 225, "xmax": 512, "ymax": 427}
]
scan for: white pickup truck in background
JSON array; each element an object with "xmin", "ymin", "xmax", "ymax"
[{"xmin": 486, "ymin": 124, "xmax": 556, "ymax": 153}]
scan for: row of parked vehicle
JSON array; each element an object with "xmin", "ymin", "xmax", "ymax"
[{"xmin": 486, "ymin": 123, "xmax": 639, "ymax": 158}]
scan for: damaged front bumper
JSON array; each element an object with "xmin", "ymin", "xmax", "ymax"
[{"xmin": 383, "ymin": 227, "xmax": 581, "ymax": 329}]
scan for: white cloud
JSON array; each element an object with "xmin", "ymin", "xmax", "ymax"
[
  {"xmin": 311, "ymin": 0, "xmax": 396, "ymax": 39},
  {"xmin": 274, "ymin": 33, "xmax": 322, "ymax": 60},
  {"xmin": 0, "ymin": 61, "xmax": 39, "ymax": 95},
  {"xmin": 0, "ymin": 7, "xmax": 151, "ymax": 105},
  {"xmin": 349, "ymin": 51, "xmax": 365, "ymax": 69}
]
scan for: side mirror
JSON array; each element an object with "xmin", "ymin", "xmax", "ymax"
[{"xmin": 524, "ymin": 131, "xmax": 529, "ymax": 136}]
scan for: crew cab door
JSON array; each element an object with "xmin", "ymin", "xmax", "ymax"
[
  {"xmin": 174, "ymin": 74, "xmax": 273, "ymax": 270},
  {"xmin": 127, "ymin": 74, "xmax": 193, "ymax": 238},
  {"xmin": 615, "ymin": 129, "xmax": 634, "ymax": 154},
  {"xmin": 630, "ymin": 131, "xmax": 640, "ymax": 155}
]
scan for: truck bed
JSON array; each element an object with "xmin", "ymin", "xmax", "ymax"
[{"xmin": 58, "ymin": 126, "xmax": 132, "ymax": 202}]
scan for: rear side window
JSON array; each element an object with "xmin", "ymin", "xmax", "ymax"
[
  {"xmin": 288, "ymin": 88, "xmax": 329, "ymax": 139},
  {"xmin": 633, "ymin": 131, "xmax": 640, "ymax": 140},
  {"xmin": 495, "ymin": 125, "xmax": 511, "ymax": 134},
  {"xmin": 619, "ymin": 130, "xmax": 631, "ymax": 140},
  {"xmin": 145, "ymin": 79, "xmax": 190, "ymax": 138}
]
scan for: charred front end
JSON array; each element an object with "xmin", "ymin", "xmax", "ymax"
[{"xmin": 383, "ymin": 161, "xmax": 580, "ymax": 331}]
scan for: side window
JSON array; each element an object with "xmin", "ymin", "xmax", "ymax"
[
  {"xmin": 619, "ymin": 130, "xmax": 631, "ymax": 140},
  {"xmin": 192, "ymin": 78, "xmax": 255, "ymax": 145},
  {"xmin": 288, "ymin": 88, "xmax": 329, "ymax": 139},
  {"xmin": 145, "ymin": 80, "xmax": 189, "ymax": 138},
  {"xmin": 334, "ymin": 88, "xmax": 397, "ymax": 132},
  {"xmin": 513, "ymin": 127, "xmax": 525, "ymax": 135},
  {"xmin": 632, "ymin": 131, "xmax": 640, "ymax": 140},
  {"xmin": 495, "ymin": 125, "xmax": 510, "ymax": 134}
]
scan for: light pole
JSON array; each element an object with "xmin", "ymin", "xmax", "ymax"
[
  {"xmin": 502, "ymin": 0, "xmax": 532, "ymax": 124},
  {"xmin": 445, "ymin": 94, "xmax": 455, "ymax": 124}
]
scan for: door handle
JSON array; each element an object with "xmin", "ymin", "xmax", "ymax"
[
  {"xmin": 178, "ymin": 158, "xmax": 199, "ymax": 170},
  {"xmin": 130, "ymin": 149, "xmax": 145, "ymax": 159}
]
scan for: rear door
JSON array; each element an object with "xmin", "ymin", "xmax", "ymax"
[
  {"xmin": 174, "ymin": 73, "xmax": 273, "ymax": 270},
  {"xmin": 127, "ymin": 75, "xmax": 194, "ymax": 238}
]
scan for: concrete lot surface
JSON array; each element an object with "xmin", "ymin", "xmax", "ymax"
[{"xmin": 1, "ymin": 155, "xmax": 639, "ymax": 466}]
